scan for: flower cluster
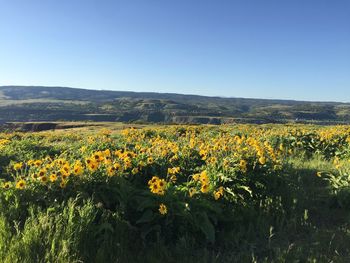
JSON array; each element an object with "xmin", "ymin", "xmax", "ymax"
[{"xmin": 148, "ymin": 176, "xmax": 167, "ymax": 195}]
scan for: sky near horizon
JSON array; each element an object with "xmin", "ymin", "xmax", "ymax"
[{"xmin": 0, "ymin": 0, "xmax": 349, "ymax": 102}]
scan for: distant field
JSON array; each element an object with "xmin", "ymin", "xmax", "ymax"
[
  {"xmin": 1, "ymin": 124, "xmax": 350, "ymax": 262},
  {"xmin": 1, "ymin": 121, "xmax": 150, "ymax": 132}
]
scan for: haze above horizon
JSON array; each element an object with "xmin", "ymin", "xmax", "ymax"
[{"xmin": 0, "ymin": 0, "xmax": 349, "ymax": 102}]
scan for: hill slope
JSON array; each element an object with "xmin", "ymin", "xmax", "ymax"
[{"xmin": 0, "ymin": 85, "xmax": 349, "ymax": 124}]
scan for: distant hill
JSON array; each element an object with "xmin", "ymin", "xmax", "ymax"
[{"xmin": 0, "ymin": 85, "xmax": 349, "ymax": 124}]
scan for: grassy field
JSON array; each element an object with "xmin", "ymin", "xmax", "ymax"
[{"xmin": 1, "ymin": 123, "xmax": 350, "ymax": 262}]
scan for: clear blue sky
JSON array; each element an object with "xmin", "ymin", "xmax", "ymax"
[{"xmin": 0, "ymin": 0, "xmax": 349, "ymax": 102}]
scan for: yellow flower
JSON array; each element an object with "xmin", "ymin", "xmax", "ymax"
[
  {"xmin": 80, "ymin": 146, "xmax": 87, "ymax": 153},
  {"xmin": 138, "ymin": 161, "xmax": 146, "ymax": 168},
  {"xmin": 214, "ymin": 186, "xmax": 224, "ymax": 200},
  {"xmin": 259, "ymin": 156, "xmax": 266, "ymax": 165},
  {"xmin": 208, "ymin": 157, "xmax": 217, "ymax": 164},
  {"xmin": 239, "ymin": 160, "xmax": 247, "ymax": 173},
  {"xmin": 132, "ymin": 167, "xmax": 139, "ymax": 175},
  {"xmin": 199, "ymin": 170, "xmax": 209, "ymax": 183},
  {"xmin": 223, "ymin": 159, "xmax": 230, "ymax": 168},
  {"xmin": 124, "ymin": 160, "xmax": 132, "ymax": 169},
  {"xmin": 201, "ymin": 183, "xmax": 209, "ymax": 193},
  {"xmin": 104, "ymin": 149, "xmax": 111, "ymax": 157},
  {"xmin": 199, "ymin": 149, "xmax": 207, "ymax": 158},
  {"xmin": 93, "ymin": 151, "xmax": 104, "ymax": 162},
  {"xmin": 13, "ymin": 162, "xmax": 23, "ymax": 171},
  {"xmin": 148, "ymin": 176, "xmax": 166, "ymax": 195},
  {"xmin": 34, "ymin": 160, "xmax": 43, "ymax": 167},
  {"xmin": 86, "ymin": 158, "xmax": 98, "ymax": 172},
  {"xmin": 149, "ymin": 182, "xmax": 160, "ymax": 194},
  {"xmin": 89, "ymin": 163, "xmax": 98, "ymax": 172},
  {"xmin": 73, "ymin": 161, "xmax": 84, "ymax": 176},
  {"xmin": 107, "ymin": 166, "xmax": 116, "ymax": 177},
  {"xmin": 113, "ymin": 163, "xmax": 122, "ymax": 171},
  {"xmin": 104, "ymin": 157, "xmax": 112, "ymax": 165},
  {"xmin": 214, "ymin": 191, "xmax": 221, "ymax": 200},
  {"xmin": 114, "ymin": 149, "xmax": 122, "ymax": 157},
  {"xmin": 50, "ymin": 174, "xmax": 58, "ymax": 182},
  {"xmin": 147, "ymin": 157, "xmax": 154, "ymax": 164},
  {"xmin": 40, "ymin": 175, "xmax": 48, "ymax": 184},
  {"xmin": 100, "ymin": 129, "xmax": 112, "ymax": 136},
  {"xmin": 56, "ymin": 158, "xmax": 68, "ymax": 166},
  {"xmin": 170, "ymin": 154, "xmax": 178, "ymax": 162},
  {"xmin": 3, "ymin": 182, "xmax": 11, "ymax": 189},
  {"xmin": 148, "ymin": 176, "xmax": 158, "ymax": 185},
  {"xmin": 60, "ymin": 180, "xmax": 67, "ymax": 188},
  {"xmin": 0, "ymin": 139, "xmax": 10, "ymax": 147},
  {"xmin": 38, "ymin": 169, "xmax": 47, "ymax": 177},
  {"xmin": 159, "ymin": 203, "xmax": 167, "ymax": 215},
  {"xmin": 167, "ymin": 167, "xmax": 180, "ymax": 175},
  {"xmin": 158, "ymin": 179, "xmax": 166, "ymax": 189},
  {"xmin": 60, "ymin": 163, "xmax": 71, "ymax": 177},
  {"xmin": 189, "ymin": 187, "xmax": 196, "ymax": 197},
  {"xmin": 16, "ymin": 179, "xmax": 26, "ymax": 189}
]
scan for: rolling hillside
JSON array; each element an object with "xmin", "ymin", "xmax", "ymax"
[{"xmin": 0, "ymin": 86, "xmax": 349, "ymax": 124}]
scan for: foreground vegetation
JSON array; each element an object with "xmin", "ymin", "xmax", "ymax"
[{"xmin": 1, "ymin": 124, "xmax": 350, "ymax": 262}]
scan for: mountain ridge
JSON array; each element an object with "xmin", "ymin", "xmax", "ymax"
[
  {"xmin": 1, "ymin": 85, "xmax": 345, "ymax": 104},
  {"xmin": 0, "ymin": 85, "xmax": 349, "ymax": 124}
]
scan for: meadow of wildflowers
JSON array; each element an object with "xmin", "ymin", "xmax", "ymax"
[{"xmin": 1, "ymin": 124, "xmax": 350, "ymax": 262}]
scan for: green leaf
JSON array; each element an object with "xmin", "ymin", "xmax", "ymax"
[
  {"xmin": 97, "ymin": 222, "xmax": 114, "ymax": 234},
  {"xmin": 238, "ymin": 185, "xmax": 253, "ymax": 197},
  {"xmin": 141, "ymin": 224, "xmax": 161, "ymax": 240},
  {"xmin": 136, "ymin": 198, "xmax": 155, "ymax": 211},
  {"xmin": 197, "ymin": 211, "xmax": 215, "ymax": 243},
  {"xmin": 136, "ymin": 209, "xmax": 155, "ymax": 224}
]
